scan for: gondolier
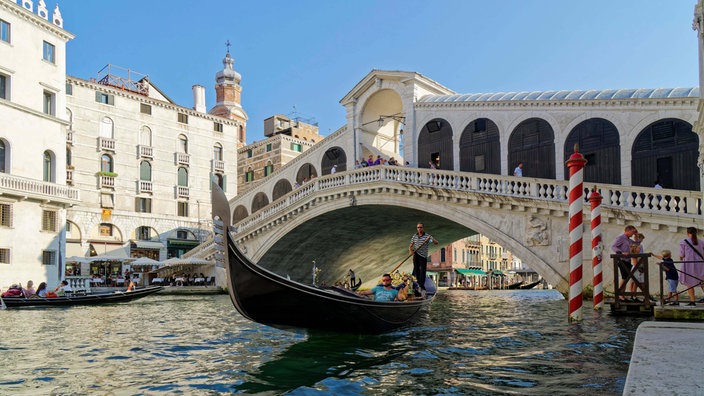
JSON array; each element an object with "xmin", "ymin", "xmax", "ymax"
[{"xmin": 410, "ymin": 223, "xmax": 438, "ymax": 297}]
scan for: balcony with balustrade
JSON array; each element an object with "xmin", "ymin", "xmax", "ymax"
[
  {"xmin": 175, "ymin": 185, "xmax": 189, "ymax": 198},
  {"xmin": 138, "ymin": 145, "xmax": 153, "ymax": 159},
  {"xmin": 0, "ymin": 173, "xmax": 80, "ymax": 205},
  {"xmin": 212, "ymin": 159, "xmax": 225, "ymax": 172},
  {"xmin": 98, "ymin": 137, "xmax": 116, "ymax": 152},
  {"xmin": 99, "ymin": 174, "xmax": 115, "ymax": 189},
  {"xmin": 138, "ymin": 180, "xmax": 153, "ymax": 194},
  {"xmin": 175, "ymin": 152, "xmax": 190, "ymax": 166}
]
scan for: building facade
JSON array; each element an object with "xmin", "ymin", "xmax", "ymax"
[
  {"xmin": 65, "ymin": 62, "xmax": 241, "ymax": 272},
  {"xmin": 236, "ymin": 114, "xmax": 322, "ymax": 202},
  {"xmin": 0, "ymin": 0, "xmax": 79, "ymax": 288}
]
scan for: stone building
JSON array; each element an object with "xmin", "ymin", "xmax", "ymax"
[
  {"xmin": 0, "ymin": 0, "xmax": 79, "ymax": 288},
  {"xmin": 236, "ymin": 114, "xmax": 322, "ymax": 195},
  {"xmin": 65, "ymin": 59, "xmax": 242, "ymax": 272}
]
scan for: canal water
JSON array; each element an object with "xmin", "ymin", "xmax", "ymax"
[{"xmin": 0, "ymin": 290, "xmax": 642, "ymax": 395}]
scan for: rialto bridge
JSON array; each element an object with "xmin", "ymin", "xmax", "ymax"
[{"xmin": 192, "ymin": 68, "xmax": 704, "ymax": 295}]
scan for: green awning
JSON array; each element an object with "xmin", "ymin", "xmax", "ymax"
[
  {"xmin": 456, "ymin": 268, "xmax": 486, "ymax": 276},
  {"xmin": 491, "ymin": 269, "xmax": 504, "ymax": 276}
]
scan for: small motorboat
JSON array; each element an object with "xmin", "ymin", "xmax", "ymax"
[
  {"xmin": 212, "ymin": 183, "xmax": 434, "ymax": 334},
  {"xmin": 0, "ymin": 286, "xmax": 163, "ymax": 308}
]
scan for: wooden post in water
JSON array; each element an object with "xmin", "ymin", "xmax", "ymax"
[
  {"xmin": 566, "ymin": 145, "xmax": 587, "ymax": 322},
  {"xmin": 589, "ymin": 187, "xmax": 604, "ymax": 310}
]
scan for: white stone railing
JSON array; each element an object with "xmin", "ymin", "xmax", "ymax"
[
  {"xmin": 212, "ymin": 159, "xmax": 225, "ymax": 172},
  {"xmin": 176, "ymin": 186, "xmax": 189, "ymax": 198},
  {"xmin": 65, "ymin": 276, "xmax": 92, "ymax": 292},
  {"xmin": 0, "ymin": 173, "xmax": 80, "ymax": 203},
  {"xmin": 99, "ymin": 175, "xmax": 115, "ymax": 189},
  {"xmin": 138, "ymin": 145, "xmax": 153, "ymax": 158},
  {"xmin": 234, "ymin": 166, "xmax": 702, "ymax": 233},
  {"xmin": 175, "ymin": 152, "xmax": 190, "ymax": 166},
  {"xmin": 98, "ymin": 137, "xmax": 116, "ymax": 151},
  {"xmin": 138, "ymin": 180, "xmax": 152, "ymax": 194}
]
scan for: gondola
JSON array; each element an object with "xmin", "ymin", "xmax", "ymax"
[
  {"xmin": 212, "ymin": 183, "xmax": 434, "ymax": 334},
  {"xmin": 0, "ymin": 286, "xmax": 163, "ymax": 308},
  {"xmin": 506, "ymin": 280, "xmax": 524, "ymax": 289},
  {"xmin": 519, "ymin": 279, "xmax": 542, "ymax": 290}
]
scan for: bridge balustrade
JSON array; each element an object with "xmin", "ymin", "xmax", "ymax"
[{"xmin": 232, "ymin": 166, "xmax": 701, "ymax": 234}]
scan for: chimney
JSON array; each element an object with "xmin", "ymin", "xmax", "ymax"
[{"xmin": 192, "ymin": 85, "xmax": 206, "ymax": 113}]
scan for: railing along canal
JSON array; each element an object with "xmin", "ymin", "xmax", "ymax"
[{"xmin": 234, "ymin": 166, "xmax": 701, "ymax": 234}]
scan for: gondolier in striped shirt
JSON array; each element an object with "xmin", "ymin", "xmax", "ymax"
[{"xmin": 410, "ymin": 223, "xmax": 438, "ymax": 297}]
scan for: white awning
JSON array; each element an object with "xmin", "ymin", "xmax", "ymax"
[{"xmin": 131, "ymin": 240, "xmax": 165, "ymax": 250}]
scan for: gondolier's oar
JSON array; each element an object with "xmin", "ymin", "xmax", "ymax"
[{"xmin": 389, "ymin": 236, "xmax": 432, "ymax": 275}]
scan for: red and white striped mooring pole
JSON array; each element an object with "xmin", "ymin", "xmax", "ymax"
[
  {"xmin": 589, "ymin": 187, "xmax": 604, "ymax": 310},
  {"xmin": 566, "ymin": 145, "xmax": 587, "ymax": 322}
]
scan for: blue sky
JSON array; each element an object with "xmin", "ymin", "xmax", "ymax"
[{"xmin": 59, "ymin": 1, "xmax": 698, "ymax": 144}]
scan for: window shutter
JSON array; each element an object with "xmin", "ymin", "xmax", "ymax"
[
  {"xmin": 95, "ymin": 91, "xmax": 101, "ymax": 102},
  {"xmin": 223, "ymin": 175, "xmax": 227, "ymax": 192},
  {"xmin": 108, "ymin": 95, "xmax": 115, "ymax": 106}
]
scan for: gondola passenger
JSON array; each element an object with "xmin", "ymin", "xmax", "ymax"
[{"xmin": 356, "ymin": 274, "xmax": 399, "ymax": 301}]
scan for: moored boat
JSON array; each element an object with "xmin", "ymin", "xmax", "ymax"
[
  {"xmin": 212, "ymin": 183, "xmax": 434, "ymax": 334},
  {"xmin": 519, "ymin": 279, "xmax": 542, "ymax": 290},
  {"xmin": 0, "ymin": 286, "xmax": 163, "ymax": 308}
]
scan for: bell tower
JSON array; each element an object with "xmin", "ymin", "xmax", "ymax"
[{"xmin": 209, "ymin": 41, "xmax": 248, "ymax": 147}]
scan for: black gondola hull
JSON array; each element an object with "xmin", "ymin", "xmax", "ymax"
[
  {"xmin": 1, "ymin": 286, "xmax": 163, "ymax": 308},
  {"xmin": 212, "ymin": 182, "xmax": 433, "ymax": 334}
]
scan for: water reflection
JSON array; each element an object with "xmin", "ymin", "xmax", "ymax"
[{"xmin": 0, "ymin": 291, "xmax": 642, "ymax": 395}]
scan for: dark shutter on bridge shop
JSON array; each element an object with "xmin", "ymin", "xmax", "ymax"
[
  {"xmin": 631, "ymin": 118, "xmax": 699, "ymax": 191},
  {"xmin": 563, "ymin": 118, "xmax": 621, "ymax": 184},
  {"xmin": 508, "ymin": 118, "xmax": 555, "ymax": 179},
  {"xmin": 459, "ymin": 118, "xmax": 501, "ymax": 174},
  {"xmin": 417, "ymin": 119, "xmax": 453, "ymax": 170}
]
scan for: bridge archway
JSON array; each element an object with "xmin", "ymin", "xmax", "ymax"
[
  {"xmin": 459, "ymin": 118, "xmax": 501, "ymax": 174},
  {"xmin": 508, "ymin": 118, "xmax": 556, "ymax": 178},
  {"xmin": 233, "ymin": 205, "xmax": 248, "ymax": 223},
  {"xmin": 418, "ymin": 118, "xmax": 453, "ymax": 170},
  {"xmin": 632, "ymin": 118, "xmax": 699, "ymax": 190},
  {"xmin": 563, "ymin": 118, "xmax": 621, "ymax": 184},
  {"xmin": 359, "ymin": 89, "xmax": 404, "ymax": 157},
  {"xmin": 251, "ymin": 192, "xmax": 269, "ymax": 214},
  {"xmin": 272, "ymin": 179, "xmax": 293, "ymax": 201},
  {"xmin": 296, "ymin": 163, "xmax": 317, "ymax": 184},
  {"xmin": 321, "ymin": 147, "xmax": 347, "ymax": 175}
]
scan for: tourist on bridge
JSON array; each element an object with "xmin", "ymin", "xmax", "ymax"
[
  {"xmin": 410, "ymin": 222, "xmax": 438, "ymax": 298},
  {"xmin": 513, "ymin": 162, "xmax": 523, "ymax": 177},
  {"xmin": 611, "ymin": 225, "xmax": 638, "ymax": 302},
  {"xmin": 679, "ymin": 227, "xmax": 704, "ymax": 306}
]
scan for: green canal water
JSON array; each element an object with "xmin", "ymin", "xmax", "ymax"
[{"xmin": 0, "ymin": 290, "xmax": 643, "ymax": 395}]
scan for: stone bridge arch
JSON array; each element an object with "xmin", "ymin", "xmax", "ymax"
[
  {"xmin": 295, "ymin": 163, "xmax": 318, "ymax": 184},
  {"xmin": 272, "ymin": 179, "xmax": 293, "ymax": 201},
  {"xmin": 237, "ymin": 186, "xmax": 571, "ymax": 291}
]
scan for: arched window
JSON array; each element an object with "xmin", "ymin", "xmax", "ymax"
[
  {"xmin": 0, "ymin": 140, "xmax": 6, "ymax": 173},
  {"xmin": 140, "ymin": 161, "xmax": 152, "ymax": 181},
  {"xmin": 238, "ymin": 125, "xmax": 245, "ymax": 143},
  {"xmin": 99, "ymin": 117, "xmax": 114, "ymax": 138},
  {"xmin": 213, "ymin": 143, "xmax": 223, "ymax": 161},
  {"xmin": 178, "ymin": 167, "xmax": 188, "ymax": 186},
  {"xmin": 264, "ymin": 161, "xmax": 274, "ymax": 176},
  {"xmin": 43, "ymin": 150, "xmax": 54, "ymax": 182},
  {"xmin": 100, "ymin": 154, "xmax": 113, "ymax": 173},
  {"xmin": 66, "ymin": 108, "xmax": 73, "ymax": 130},
  {"xmin": 140, "ymin": 126, "xmax": 152, "ymax": 146},
  {"xmin": 178, "ymin": 135, "xmax": 188, "ymax": 153},
  {"xmin": 246, "ymin": 167, "xmax": 254, "ymax": 182}
]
